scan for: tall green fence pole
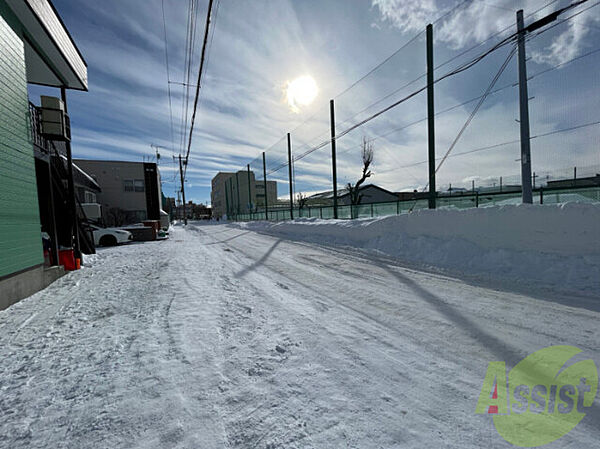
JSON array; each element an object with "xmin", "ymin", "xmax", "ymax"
[
  {"xmin": 229, "ymin": 177, "xmax": 235, "ymax": 220},
  {"xmin": 287, "ymin": 133, "xmax": 294, "ymax": 220},
  {"xmin": 247, "ymin": 164, "xmax": 252, "ymax": 213},
  {"xmin": 426, "ymin": 23, "xmax": 436, "ymax": 210},
  {"xmin": 330, "ymin": 99, "xmax": 338, "ymax": 219},
  {"xmin": 235, "ymin": 171, "xmax": 241, "ymax": 219},
  {"xmin": 262, "ymin": 151, "xmax": 269, "ymax": 221},
  {"xmin": 225, "ymin": 178, "xmax": 230, "ymax": 218}
]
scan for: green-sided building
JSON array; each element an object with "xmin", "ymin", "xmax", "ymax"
[{"xmin": 0, "ymin": 0, "xmax": 87, "ymax": 308}]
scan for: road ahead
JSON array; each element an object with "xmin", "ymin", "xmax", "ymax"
[{"xmin": 1, "ymin": 223, "xmax": 598, "ymax": 448}]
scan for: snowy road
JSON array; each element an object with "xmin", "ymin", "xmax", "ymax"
[{"xmin": 1, "ymin": 223, "xmax": 599, "ymax": 448}]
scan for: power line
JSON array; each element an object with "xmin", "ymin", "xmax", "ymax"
[
  {"xmin": 183, "ymin": 0, "xmax": 216, "ymax": 175},
  {"xmin": 256, "ymin": 0, "xmax": 478, "ymax": 167},
  {"xmin": 258, "ymin": 0, "xmax": 565, "ymax": 166},
  {"xmin": 336, "ymin": 0, "xmax": 476, "ymax": 101},
  {"xmin": 331, "ymin": 42, "xmax": 600, "ymax": 173},
  {"xmin": 183, "ymin": 0, "xmax": 221, "ymax": 180},
  {"xmin": 385, "ymin": 119, "xmax": 600, "ymax": 171},
  {"xmin": 177, "ymin": 0, "xmax": 194, "ymax": 157},
  {"xmin": 435, "ymin": 46, "xmax": 517, "ymax": 178},
  {"xmin": 530, "ymin": 0, "xmax": 599, "ymax": 38},
  {"xmin": 334, "ymin": 31, "xmax": 425, "ymax": 101},
  {"xmin": 349, "ymin": 42, "xmax": 600, "ymax": 157},
  {"xmin": 180, "ymin": 0, "xmax": 200, "ymax": 158},
  {"xmin": 161, "ymin": 0, "xmax": 176, "ymax": 154},
  {"xmin": 277, "ymin": 0, "xmax": 595, "ymax": 173}
]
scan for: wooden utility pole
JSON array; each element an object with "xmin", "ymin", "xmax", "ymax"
[
  {"xmin": 517, "ymin": 10, "xmax": 533, "ymax": 204},
  {"xmin": 330, "ymin": 99, "xmax": 338, "ymax": 219},
  {"xmin": 247, "ymin": 164, "xmax": 252, "ymax": 213},
  {"xmin": 287, "ymin": 133, "xmax": 294, "ymax": 219},
  {"xmin": 178, "ymin": 155, "xmax": 187, "ymax": 224},
  {"xmin": 262, "ymin": 152, "xmax": 269, "ymax": 220},
  {"xmin": 426, "ymin": 24, "xmax": 436, "ymax": 210}
]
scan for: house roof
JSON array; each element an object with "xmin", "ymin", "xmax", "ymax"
[
  {"xmin": 308, "ymin": 184, "xmax": 397, "ymax": 200},
  {"xmin": 6, "ymin": 0, "xmax": 87, "ymax": 90},
  {"xmin": 62, "ymin": 156, "xmax": 101, "ymax": 192}
]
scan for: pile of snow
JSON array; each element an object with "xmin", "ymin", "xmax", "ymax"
[
  {"xmin": 81, "ymin": 253, "xmax": 100, "ymax": 267},
  {"xmin": 237, "ymin": 203, "xmax": 600, "ymax": 296}
]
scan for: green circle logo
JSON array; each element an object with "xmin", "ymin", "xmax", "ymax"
[{"xmin": 475, "ymin": 345, "xmax": 598, "ymax": 447}]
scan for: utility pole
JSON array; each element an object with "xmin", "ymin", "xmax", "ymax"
[
  {"xmin": 426, "ymin": 24, "xmax": 436, "ymax": 210},
  {"xmin": 61, "ymin": 87, "xmax": 81, "ymax": 257},
  {"xmin": 287, "ymin": 133, "xmax": 294, "ymax": 219},
  {"xmin": 517, "ymin": 10, "xmax": 533, "ymax": 204},
  {"xmin": 262, "ymin": 152, "xmax": 269, "ymax": 221},
  {"xmin": 178, "ymin": 155, "xmax": 187, "ymax": 224},
  {"xmin": 330, "ymin": 99, "xmax": 338, "ymax": 219}
]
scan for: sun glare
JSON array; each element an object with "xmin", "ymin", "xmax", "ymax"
[{"xmin": 286, "ymin": 75, "xmax": 318, "ymax": 113}]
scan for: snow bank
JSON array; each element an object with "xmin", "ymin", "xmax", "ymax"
[{"xmin": 237, "ymin": 203, "xmax": 600, "ymax": 296}]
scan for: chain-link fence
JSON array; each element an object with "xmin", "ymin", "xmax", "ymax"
[{"xmin": 217, "ymin": 0, "xmax": 600, "ymax": 221}]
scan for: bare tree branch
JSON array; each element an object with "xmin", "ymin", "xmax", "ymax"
[
  {"xmin": 347, "ymin": 137, "xmax": 374, "ymax": 208},
  {"xmin": 296, "ymin": 192, "xmax": 307, "ymax": 210}
]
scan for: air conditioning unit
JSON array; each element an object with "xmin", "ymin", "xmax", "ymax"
[
  {"xmin": 40, "ymin": 96, "xmax": 71, "ymax": 141},
  {"xmin": 81, "ymin": 203, "xmax": 102, "ymax": 221}
]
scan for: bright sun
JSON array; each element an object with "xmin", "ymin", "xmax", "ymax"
[{"xmin": 286, "ymin": 75, "xmax": 318, "ymax": 113}]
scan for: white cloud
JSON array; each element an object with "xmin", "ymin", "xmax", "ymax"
[
  {"xmin": 371, "ymin": 0, "xmax": 600, "ymax": 63},
  {"xmin": 371, "ymin": 0, "xmax": 437, "ymax": 34},
  {"xmin": 531, "ymin": 12, "xmax": 600, "ymax": 65}
]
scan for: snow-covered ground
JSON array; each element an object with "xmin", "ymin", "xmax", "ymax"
[
  {"xmin": 0, "ymin": 216, "xmax": 599, "ymax": 448},
  {"xmin": 237, "ymin": 203, "xmax": 600, "ymax": 297}
]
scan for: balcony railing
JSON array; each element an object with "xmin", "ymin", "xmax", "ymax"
[
  {"xmin": 29, "ymin": 102, "xmax": 48, "ymax": 153},
  {"xmin": 29, "ymin": 102, "xmax": 68, "ymax": 158}
]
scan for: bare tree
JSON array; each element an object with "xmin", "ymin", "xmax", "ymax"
[
  {"xmin": 346, "ymin": 137, "xmax": 374, "ymax": 208},
  {"xmin": 296, "ymin": 192, "xmax": 307, "ymax": 210}
]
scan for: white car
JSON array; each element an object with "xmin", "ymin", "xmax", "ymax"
[{"xmin": 89, "ymin": 225, "xmax": 133, "ymax": 247}]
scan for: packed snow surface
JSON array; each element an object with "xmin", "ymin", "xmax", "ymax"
[{"xmin": 1, "ymin": 215, "xmax": 599, "ymax": 448}]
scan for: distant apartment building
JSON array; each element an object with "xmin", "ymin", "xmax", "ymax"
[
  {"xmin": 211, "ymin": 171, "xmax": 277, "ymax": 218},
  {"xmin": 255, "ymin": 179, "xmax": 278, "ymax": 208},
  {"xmin": 73, "ymin": 160, "xmax": 165, "ymax": 226}
]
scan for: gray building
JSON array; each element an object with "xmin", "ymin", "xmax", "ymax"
[
  {"xmin": 211, "ymin": 171, "xmax": 277, "ymax": 218},
  {"xmin": 73, "ymin": 160, "xmax": 164, "ymax": 226},
  {"xmin": 255, "ymin": 180, "xmax": 278, "ymax": 209}
]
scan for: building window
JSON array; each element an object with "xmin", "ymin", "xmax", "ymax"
[
  {"xmin": 134, "ymin": 180, "xmax": 145, "ymax": 192},
  {"xmin": 84, "ymin": 191, "xmax": 97, "ymax": 203},
  {"xmin": 124, "ymin": 179, "xmax": 145, "ymax": 192}
]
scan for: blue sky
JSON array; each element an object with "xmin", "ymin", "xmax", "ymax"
[{"xmin": 29, "ymin": 0, "xmax": 600, "ymax": 203}]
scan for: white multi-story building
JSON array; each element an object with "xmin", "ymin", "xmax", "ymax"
[{"xmin": 211, "ymin": 171, "xmax": 277, "ymax": 218}]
